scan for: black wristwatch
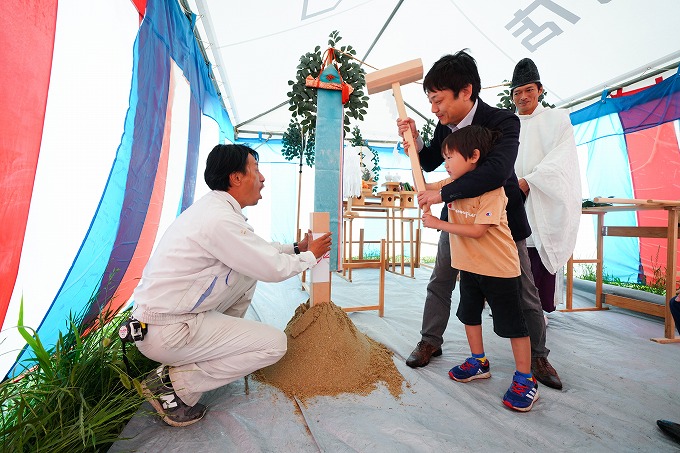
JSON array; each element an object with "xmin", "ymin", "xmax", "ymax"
[{"xmin": 293, "ymin": 242, "xmax": 300, "ymax": 254}]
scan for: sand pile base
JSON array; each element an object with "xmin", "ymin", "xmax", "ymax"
[{"xmin": 254, "ymin": 301, "xmax": 404, "ymax": 402}]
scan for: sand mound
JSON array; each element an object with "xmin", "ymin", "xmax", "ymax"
[{"xmin": 254, "ymin": 301, "xmax": 404, "ymax": 401}]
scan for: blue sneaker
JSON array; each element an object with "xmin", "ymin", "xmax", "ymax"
[
  {"xmin": 449, "ymin": 357, "xmax": 491, "ymax": 382},
  {"xmin": 502, "ymin": 373, "xmax": 539, "ymax": 412}
]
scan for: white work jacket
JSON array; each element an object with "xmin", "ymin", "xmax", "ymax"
[{"xmin": 133, "ymin": 190, "xmax": 317, "ymax": 324}]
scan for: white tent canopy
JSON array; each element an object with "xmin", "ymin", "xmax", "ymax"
[
  {"xmin": 3, "ymin": 3, "xmax": 680, "ymax": 448},
  {"xmin": 188, "ymin": 0, "xmax": 680, "ymax": 141}
]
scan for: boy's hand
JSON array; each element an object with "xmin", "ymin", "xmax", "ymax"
[{"xmin": 421, "ymin": 212, "xmax": 440, "ymax": 230}]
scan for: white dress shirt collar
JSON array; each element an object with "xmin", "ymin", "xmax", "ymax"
[{"xmin": 447, "ymin": 99, "xmax": 478, "ymax": 132}]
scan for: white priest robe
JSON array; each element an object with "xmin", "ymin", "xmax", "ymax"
[{"xmin": 515, "ymin": 105, "xmax": 582, "ymax": 274}]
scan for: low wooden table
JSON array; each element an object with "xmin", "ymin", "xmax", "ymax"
[{"xmin": 564, "ymin": 198, "xmax": 680, "ymax": 342}]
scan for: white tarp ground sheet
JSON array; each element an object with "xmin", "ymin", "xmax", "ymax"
[{"xmin": 110, "ymin": 267, "xmax": 680, "ymax": 452}]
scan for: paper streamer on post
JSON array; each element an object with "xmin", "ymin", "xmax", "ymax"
[
  {"xmin": 343, "ymin": 146, "xmax": 362, "ymax": 199},
  {"xmin": 313, "ymin": 64, "xmax": 344, "ymax": 270}
]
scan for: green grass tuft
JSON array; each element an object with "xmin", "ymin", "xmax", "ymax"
[
  {"xmin": 574, "ymin": 263, "xmax": 668, "ymax": 296},
  {"xmin": 0, "ymin": 298, "xmax": 157, "ymax": 452}
]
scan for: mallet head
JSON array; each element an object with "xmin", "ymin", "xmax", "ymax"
[{"xmin": 365, "ymin": 58, "xmax": 423, "ymax": 94}]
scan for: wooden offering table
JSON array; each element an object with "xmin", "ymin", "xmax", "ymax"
[
  {"xmin": 342, "ymin": 197, "xmax": 421, "ymax": 280},
  {"xmin": 564, "ymin": 198, "xmax": 680, "ymax": 342}
]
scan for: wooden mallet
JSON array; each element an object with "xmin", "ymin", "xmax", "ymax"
[{"xmin": 365, "ymin": 58, "xmax": 425, "ymax": 192}]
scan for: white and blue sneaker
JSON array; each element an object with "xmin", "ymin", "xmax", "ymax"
[
  {"xmin": 448, "ymin": 357, "xmax": 491, "ymax": 382},
  {"xmin": 502, "ymin": 373, "xmax": 539, "ymax": 412}
]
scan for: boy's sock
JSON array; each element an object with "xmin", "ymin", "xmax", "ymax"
[
  {"xmin": 472, "ymin": 352, "xmax": 488, "ymax": 364},
  {"xmin": 515, "ymin": 370, "xmax": 534, "ymax": 381}
]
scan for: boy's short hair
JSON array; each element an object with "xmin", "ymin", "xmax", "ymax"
[
  {"xmin": 204, "ymin": 144, "xmax": 259, "ymax": 191},
  {"xmin": 441, "ymin": 125, "xmax": 502, "ymax": 163},
  {"xmin": 423, "ymin": 49, "xmax": 481, "ymax": 102}
]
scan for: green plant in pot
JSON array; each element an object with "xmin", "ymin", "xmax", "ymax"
[{"xmin": 348, "ymin": 126, "xmax": 380, "ymax": 194}]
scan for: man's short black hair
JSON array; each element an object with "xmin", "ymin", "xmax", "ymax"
[
  {"xmin": 423, "ymin": 49, "xmax": 481, "ymax": 102},
  {"xmin": 204, "ymin": 144, "xmax": 259, "ymax": 191},
  {"xmin": 441, "ymin": 125, "xmax": 501, "ymax": 164}
]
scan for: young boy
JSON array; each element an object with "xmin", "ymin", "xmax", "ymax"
[{"xmin": 421, "ymin": 125, "xmax": 538, "ymax": 411}]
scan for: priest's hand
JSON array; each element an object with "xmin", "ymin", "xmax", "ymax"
[{"xmin": 518, "ymin": 178, "xmax": 530, "ymax": 196}]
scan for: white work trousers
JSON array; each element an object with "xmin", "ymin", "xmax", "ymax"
[{"xmin": 136, "ymin": 279, "xmax": 287, "ymax": 407}]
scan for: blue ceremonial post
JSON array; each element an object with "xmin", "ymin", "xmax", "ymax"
[{"xmin": 313, "ymin": 64, "xmax": 344, "ymax": 271}]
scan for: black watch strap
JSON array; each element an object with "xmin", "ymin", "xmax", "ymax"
[{"xmin": 293, "ymin": 242, "xmax": 300, "ymax": 254}]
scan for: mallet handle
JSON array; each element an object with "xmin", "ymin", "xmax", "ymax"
[{"xmin": 392, "ymin": 82, "xmax": 426, "ymax": 192}]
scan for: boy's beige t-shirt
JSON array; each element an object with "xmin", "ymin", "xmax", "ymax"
[{"xmin": 432, "ymin": 179, "xmax": 520, "ymax": 278}]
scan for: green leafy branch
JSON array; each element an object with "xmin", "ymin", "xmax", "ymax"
[{"xmin": 283, "ymin": 30, "xmax": 369, "ymax": 167}]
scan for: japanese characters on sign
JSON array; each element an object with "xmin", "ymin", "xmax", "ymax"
[{"xmin": 506, "ymin": 0, "xmax": 611, "ymax": 52}]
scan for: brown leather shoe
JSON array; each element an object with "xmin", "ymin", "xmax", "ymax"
[
  {"xmin": 406, "ymin": 341, "xmax": 442, "ymax": 368},
  {"xmin": 531, "ymin": 356, "xmax": 563, "ymax": 390}
]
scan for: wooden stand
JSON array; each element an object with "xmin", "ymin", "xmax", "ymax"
[
  {"xmin": 563, "ymin": 198, "xmax": 680, "ymax": 342},
  {"xmin": 303, "ymin": 210, "xmax": 386, "ymax": 315},
  {"xmin": 341, "ymin": 239, "xmax": 387, "ymax": 317},
  {"xmin": 563, "ymin": 210, "xmax": 608, "ymax": 312},
  {"xmin": 342, "ymin": 201, "xmax": 421, "ymax": 280}
]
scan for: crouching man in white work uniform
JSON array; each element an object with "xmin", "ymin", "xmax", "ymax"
[{"xmin": 132, "ymin": 143, "xmax": 332, "ymax": 427}]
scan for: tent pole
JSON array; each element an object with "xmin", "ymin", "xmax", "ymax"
[
  {"xmin": 179, "ymin": 0, "xmax": 228, "ymax": 113},
  {"xmin": 235, "ymin": 100, "xmax": 288, "ymax": 130},
  {"xmin": 295, "ymin": 134, "xmax": 305, "ymax": 244},
  {"xmin": 192, "ymin": 0, "xmax": 240, "ymax": 121},
  {"xmin": 557, "ymin": 53, "xmax": 680, "ymax": 110},
  {"xmin": 361, "ymin": 0, "xmax": 404, "ymax": 63}
]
